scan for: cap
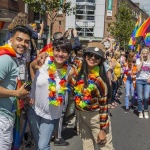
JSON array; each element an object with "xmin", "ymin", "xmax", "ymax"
[{"xmin": 85, "ymin": 42, "xmax": 106, "ymax": 59}]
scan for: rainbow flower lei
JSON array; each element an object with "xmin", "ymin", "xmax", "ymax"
[
  {"xmin": 74, "ymin": 66, "xmax": 100, "ymax": 108},
  {"xmin": 47, "ymin": 47, "xmax": 68, "ymax": 106}
]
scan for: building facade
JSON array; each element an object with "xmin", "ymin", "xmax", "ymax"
[
  {"xmin": 60, "ymin": 0, "xmax": 149, "ymax": 43},
  {"xmin": 0, "ymin": 0, "xmax": 35, "ymax": 45},
  {"xmin": 104, "ymin": 0, "xmax": 149, "ymax": 38},
  {"xmin": 65, "ymin": 0, "xmax": 106, "ymax": 41}
]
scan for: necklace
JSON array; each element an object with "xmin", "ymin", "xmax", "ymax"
[
  {"xmin": 47, "ymin": 49, "xmax": 68, "ymax": 106},
  {"xmin": 74, "ymin": 66, "xmax": 100, "ymax": 108}
]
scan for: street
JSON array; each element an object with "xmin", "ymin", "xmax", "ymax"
[{"xmin": 51, "ymin": 86, "xmax": 150, "ymax": 150}]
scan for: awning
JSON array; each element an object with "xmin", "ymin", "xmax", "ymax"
[
  {"xmin": 0, "ymin": 18, "xmax": 12, "ymax": 22},
  {"xmin": 0, "ymin": 21, "xmax": 5, "ymax": 29},
  {"xmin": 0, "ymin": 18, "xmax": 12, "ymax": 30}
]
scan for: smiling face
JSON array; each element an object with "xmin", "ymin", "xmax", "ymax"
[
  {"xmin": 53, "ymin": 47, "xmax": 69, "ymax": 68},
  {"xmin": 132, "ymin": 54, "xmax": 137, "ymax": 62},
  {"xmin": 10, "ymin": 31, "xmax": 30, "ymax": 55},
  {"xmin": 85, "ymin": 52, "xmax": 101, "ymax": 70},
  {"xmin": 141, "ymin": 49, "xmax": 149, "ymax": 61}
]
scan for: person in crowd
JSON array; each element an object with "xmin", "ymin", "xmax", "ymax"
[
  {"xmin": 29, "ymin": 22, "xmax": 44, "ymax": 40},
  {"xmin": 123, "ymin": 52, "xmax": 137, "ymax": 113},
  {"xmin": 69, "ymin": 42, "xmax": 114, "ymax": 150},
  {"xmin": 27, "ymin": 37, "xmax": 72, "ymax": 149},
  {"xmin": 136, "ymin": 47, "xmax": 150, "ymax": 119},
  {"xmin": 0, "ymin": 25, "xmax": 31, "ymax": 150},
  {"xmin": 52, "ymin": 30, "xmax": 80, "ymax": 146},
  {"xmin": 29, "ymin": 22, "xmax": 44, "ymax": 60},
  {"xmin": 110, "ymin": 51, "xmax": 121, "ymax": 107},
  {"xmin": 6, "ymin": 12, "xmax": 39, "ymax": 43}
]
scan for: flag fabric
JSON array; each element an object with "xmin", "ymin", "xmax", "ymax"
[
  {"xmin": 0, "ymin": 44, "xmax": 16, "ymax": 57},
  {"xmin": 12, "ymin": 80, "xmax": 23, "ymax": 150},
  {"xmin": 135, "ymin": 18, "xmax": 150, "ymax": 47},
  {"xmin": 128, "ymin": 13, "xmax": 142, "ymax": 49},
  {"xmin": 144, "ymin": 32, "xmax": 150, "ymax": 47},
  {"xmin": 135, "ymin": 18, "xmax": 150, "ymax": 38}
]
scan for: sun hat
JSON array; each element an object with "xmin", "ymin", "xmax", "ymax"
[{"xmin": 85, "ymin": 42, "xmax": 106, "ymax": 59}]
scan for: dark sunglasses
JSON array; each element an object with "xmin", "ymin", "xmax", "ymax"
[{"xmin": 86, "ymin": 52, "xmax": 101, "ymax": 60}]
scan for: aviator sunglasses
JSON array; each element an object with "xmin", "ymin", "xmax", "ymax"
[{"xmin": 86, "ymin": 52, "xmax": 101, "ymax": 60}]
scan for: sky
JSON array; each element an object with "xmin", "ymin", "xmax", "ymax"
[{"xmin": 131, "ymin": 0, "xmax": 150, "ymax": 15}]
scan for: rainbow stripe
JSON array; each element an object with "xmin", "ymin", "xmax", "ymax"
[
  {"xmin": 144, "ymin": 32, "xmax": 150, "ymax": 47},
  {"xmin": 12, "ymin": 80, "xmax": 23, "ymax": 150},
  {"xmin": 0, "ymin": 44, "xmax": 16, "ymax": 57},
  {"xmin": 135, "ymin": 18, "xmax": 150, "ymax": 37},
  {"xmin": 128, "ymin": 14, "xmax": 142, "ymax": 49}
]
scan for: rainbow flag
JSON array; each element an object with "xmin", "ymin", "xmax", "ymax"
[
  {"xmin": 128, "ymin": 13, "xmax": 142, "ymax": 49},
  {"xmin": 135, "ymin": 18, "xmax": 150, "ymax": 38},
  {"xmin": 12, "ymin": 80, "xmax": 23, "ymax": 150},
  {"xmin": 144, "ymin": 32, "xmax": 150, "ymax": 47}
]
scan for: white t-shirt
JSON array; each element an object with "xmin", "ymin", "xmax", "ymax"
[
  {"xmin": 136, "ymin": 58, "xmax": 150, "ymax": 80},
  {"xmin": 31, "ymin": 57, "xmax": 69, "ymax": 120}
]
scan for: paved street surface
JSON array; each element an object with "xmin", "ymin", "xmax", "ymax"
[{"xmin": 51, "ymin": 86, "xmax": 150, "ymax": 150}]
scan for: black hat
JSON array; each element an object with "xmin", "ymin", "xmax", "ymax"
[{"xmin": 85, "ymin": 42, "xmax": 106, "ymax": 59}]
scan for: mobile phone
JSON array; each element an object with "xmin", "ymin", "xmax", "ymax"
[{"xmin": 24, "ymin": 82, "xmax": 32, "ymax": 91}]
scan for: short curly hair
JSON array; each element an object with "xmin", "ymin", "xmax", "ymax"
[{"xmin": 8, "ymin": 12, "xmax": 28, "ymax": 31}]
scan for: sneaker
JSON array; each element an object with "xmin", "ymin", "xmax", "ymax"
[
  {"xmin": 125, "ymin": 109, "xmax": 129, "ymax": 113},
  {"xmin": 130, "ymin": 105, "xmax": 136, "ymax": 111},
  {"xmin": 144, "ymin": 112, "xmax": 149, "ymax": 119},
  {"xmin": 139, "ymin": 112, "xmax": 143, "ymax": 119},
  {"xmin": 54, "ymin": 138, "xmax": 69, "ymax": 146}
]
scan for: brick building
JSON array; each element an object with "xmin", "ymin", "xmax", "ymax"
[
  {"xmin": 0, "ymin": 0, "xmax": 35, "ymax": 45},
  {"xmin": 53, "ymin": 0, "xmax": 149, "ymax": 43},
  {"xmin": 104, "ymin": 0, "xmax": 149, "ymax": 37}
]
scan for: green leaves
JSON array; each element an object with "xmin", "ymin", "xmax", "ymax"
[
  {"xmin": 23, "ymin": 0, "xmax": 74, "ymax": 15},
  {"xmin": 107, "ymin": 2, "xmax": 135, "ymax": 50}
]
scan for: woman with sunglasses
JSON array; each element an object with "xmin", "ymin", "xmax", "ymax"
[
  {"xmin": 69, "ymin": 42, "xmax": 114, "ymax": 150},
  {"xmin": 27, "ymin": 37, "xmax": 72, "ymax": 150}
]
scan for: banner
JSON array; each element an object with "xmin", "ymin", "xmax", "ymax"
[{"xmin": 107, "ymin": 0, "xmax": 113, "ymax": 17}]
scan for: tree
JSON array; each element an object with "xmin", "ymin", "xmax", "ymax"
[
  {"xmin": 107, "ymin": 2, "xmax": 135, "ymax": 50},
  {"xmin": 23, "ymin": 0, "xmax": 75, "ymax": 42}
]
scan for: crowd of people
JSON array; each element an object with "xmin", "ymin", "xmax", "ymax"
[{"xmin": 0, "ymin": 12, "xmax": 150, "ymax": 150}]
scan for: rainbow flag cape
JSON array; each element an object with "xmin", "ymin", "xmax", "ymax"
[
  {"xmin": 0, "ymin": 44, "xmax": 23, "ymax": 150},
  {"xmin": 128, "ymin": 13, "xmax": 141, "ymax": 49},
  {"xmin": 0, "ymin": 44, "xmax": 16, "ymax": 57}
]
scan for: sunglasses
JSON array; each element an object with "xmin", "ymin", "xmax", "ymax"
[{"xmin": 86, "ymin": 52, "xmax": 101, "ymax": 60}]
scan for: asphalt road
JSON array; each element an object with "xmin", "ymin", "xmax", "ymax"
[{"xmin": 51, "ymin": 86, "xmax": 150, "ymax": 150}]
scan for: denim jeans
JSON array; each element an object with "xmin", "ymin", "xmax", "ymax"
[
  {"xmin": 125, "ymin": 79, "xmax": 135, "ymax": 109},
  {"xmin": 136, "ymin": 80, "xmax": 150, "ymax": 112},
  {"xmin": 26, "ymin": 108, "xmax": 59, "ymax": 150},
  {"xmin": 111, "ymin": 81, "xmax": 117, "ymax": 103},
  {"xmin": 0, "ymin": 115, "xmax": 14, "ymax": 150}
]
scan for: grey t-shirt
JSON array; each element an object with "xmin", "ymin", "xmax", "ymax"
[{"xmin": 0, "ymin": 55, "xmax": 19, "ymax": 120}]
